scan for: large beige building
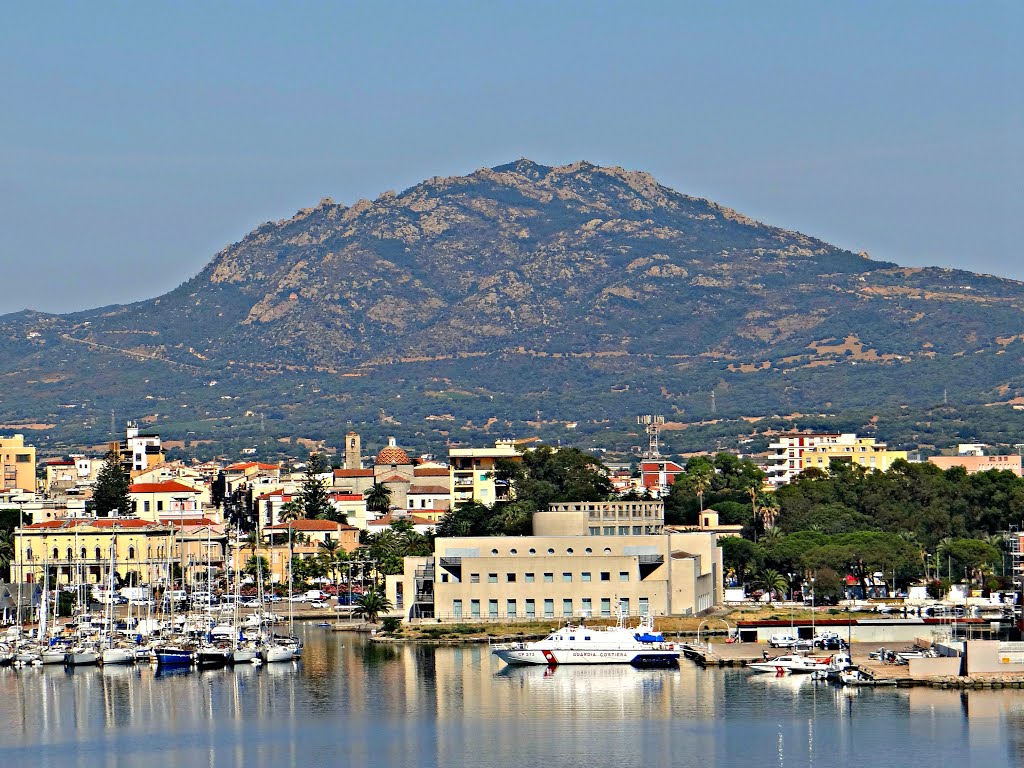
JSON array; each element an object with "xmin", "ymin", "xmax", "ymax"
[
  {"xmin": 0, "ymin": 434, "xmax": 36, "ymax": 493},
  {"xmin": 388, "ymin": 501, "xmax": 721, "ymax": 622}
]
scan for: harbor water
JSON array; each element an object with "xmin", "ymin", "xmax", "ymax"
[{"xmin": 0, "ymin": 626, "xmax": 1020, "ymax": 767}]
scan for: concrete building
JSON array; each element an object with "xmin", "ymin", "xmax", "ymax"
[
  {"xmin": 247, "ymin": 519, "xmax": 360, "ymax": 584},
  {"xmin": 766, "ymin": 432, "xmax": 906, "ymax": 486},
  {"xmin": 44, "ymin": 455, "xmax": 101, "ymax": 495},
  {"xmin": 388, "ymin": 501, "xmax": 721, "ymax": 622},
  {"xmin": 449, "ymin": 439, "xmax": 522, "ymax": 505},
  {"xmin": 929, "ymin": 454, "xmax": 1022, "ymax": 476},
  {"xmin": 109, "ymin": 422, "xmax": 165, "ymax": 475},
  {"xmin": 0, "ymin": 434, "xmax": 36, "ymax": 493},
  {"xmin": 534, "ymin": 501, "xmax": 664, "ymax": 537}
]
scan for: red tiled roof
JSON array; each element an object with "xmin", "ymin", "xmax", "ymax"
[
  {"xmin": 24, "ymin": 518, "xmax": 162, "ymax": 530},
  {"xmin": 46, "ymin": 459, "xmax": 75, "ymax": 466},
  {"xmin": 368, "ymin": 512, "xmax": 436, "ymax": 527},
  {"xmin": 409, "ymin": 485, "xmax": 450, "ymax": 496},
  {"xmin": 225, "ymin": 462, "xmax": 279, "ymax": 471},
  {"xmin": 129, "ymin": 481, "xmax": 201, "ymax": 494},
  {"xmin": 333, "ymin": 469, "xmax": 373, "ymax": 478},
  {"xmin": 414, "ymin": 467, "xmax": 450, "ymax": 477},
  {"xmin": 329, "ymin": 493, "xmax": 364, "ymax": 501},
  {"xmin": 377, "ymin": 474, "xmax": 410, "ymax": 484},
  {"xmin": 255, "ymin": 489, "xmax": 288, "ymax": 501},
  {"xmin": 266, "ymin": 519, "xmax": 358, "ymax": 532}
]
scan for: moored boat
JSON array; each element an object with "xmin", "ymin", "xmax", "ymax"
[
  {"xmin": 747, "ymin": 653, "xmax": 829, "ymax": 675},
  {"xmin": 66, "ymin": 647, "xmax": 100, "ymax": 666},
  {"xmin": 491, "ymin": 614, "xmax": 679, "ymax": 667},
  {"xmin": 155, "ymin": 646, "xmax": 196, "ymax": 668}
]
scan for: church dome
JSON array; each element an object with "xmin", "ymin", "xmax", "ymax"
[{"xmin": 375, "ymin": 437, "xmax": 410, "ymax": 466}]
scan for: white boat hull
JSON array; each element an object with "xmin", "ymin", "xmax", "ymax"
[
  {"xmin": 261, "ymin": 645, "xmax": 294, "ymax": 663},
  {"xmin": 101, "ymin": 648, "xmax": 135, "ymax": 666},
  {"xmin": 66, "ymin": 651, "xmax": 100, "ymax": 666},
  {"xmin": 232, "ymin": 648, "xmax": 257, "ymax": 663},
  {"xmin": 41, "ymin": 651, "xmax": 66, "ymax": 665},
  {"xmin": 492, "ymin": 647, "xmax": 678, "ymax": 666}
]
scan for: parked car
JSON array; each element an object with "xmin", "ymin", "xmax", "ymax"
[
  {"xmin": 768, "ymin": 634, "xmax": 798, "ymax": 648},
  {"xmin": 310, "ymin": 600, "xmax": 327, "ymax": 609}
]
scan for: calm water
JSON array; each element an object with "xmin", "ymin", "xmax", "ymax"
[{"xmin": 0, "ymin": 626, "xmax": 1020, "ymax": 767}]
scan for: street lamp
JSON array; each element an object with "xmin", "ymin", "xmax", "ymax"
[{"xmin": 810, "ymin": 576, "xmax": 816, "ymax": 639}]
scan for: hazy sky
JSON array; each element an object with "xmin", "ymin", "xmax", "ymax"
[{"xmin": 1, "ymin": 1, "xmax": 1020, "ymax": 316}]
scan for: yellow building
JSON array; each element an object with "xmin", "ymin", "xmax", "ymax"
[
  {"xmin": 0, "ymin": 434, "xmax": 36, "ymax": 493},
  {"xmin": 449, "ymin": 439, "xmax": 522, "ymax": 505},
  {"xmin": 799, "ymin": 436, "xmax": 907, "ymax": 475},
  {"xmin": 130, "ymin": 480, "xmax": 207, "ymax": 523},
  {"xmin": 14, "ymin": 517, "xmax": 226, "ymax": 587}
]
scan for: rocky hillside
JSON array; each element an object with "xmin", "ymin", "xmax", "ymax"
[{"xmin": 3, "ymin": 159, "xmax": 1024, "ymax": 456}]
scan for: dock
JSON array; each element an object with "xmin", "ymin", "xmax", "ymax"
[{"xmin": 681, "ymin": 641, "xmax": 1024, "ymax": 688}]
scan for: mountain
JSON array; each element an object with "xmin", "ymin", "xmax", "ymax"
[{"xmin": 3, "ymin": 159, "xmax": 1024, "ymax": 458}]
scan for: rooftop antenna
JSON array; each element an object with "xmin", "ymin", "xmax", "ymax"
[{"xmin": 637, "ymin": 415, "xmax": 665, "ymax": 458}]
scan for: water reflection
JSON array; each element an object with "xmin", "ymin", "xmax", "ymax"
[{"xmin": 0, "ymin": 628, "xmax": 1018, "ymax": 768}]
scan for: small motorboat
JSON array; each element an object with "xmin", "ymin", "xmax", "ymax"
[{"xmin": 747, "ymin": 654, "xmax": 829, "ymax": 675}]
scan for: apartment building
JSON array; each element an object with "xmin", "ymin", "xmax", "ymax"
[
  {"xmin": 766, "ymin": 432, "xmax": 906, "ymax": 486},
  {"xmin": 449, "ymin": 439, "xmax": 522, "ymax": 505},
  {"xmin": 929, "ymin": 454, "xmax": 1022, "ymax": 476},
  {"xmin": 0, "ymin": 434, "xmax": 36, "ymax": 493}
]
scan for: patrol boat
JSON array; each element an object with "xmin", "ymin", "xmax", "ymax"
[{"xmin": 491, "ymin": 614, "xmax": 679, "ymax": 667}]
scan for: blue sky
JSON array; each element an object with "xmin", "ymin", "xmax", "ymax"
[{"xmin": 1, "ymin": 1, "xmax": 1020, "ymax": 315}]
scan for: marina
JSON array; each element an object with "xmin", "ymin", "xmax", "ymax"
[{"xmin": 0, "ymin": 626, "xmax": 1021, "ymax": 767}]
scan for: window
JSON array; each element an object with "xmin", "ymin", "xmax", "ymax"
[
  {"xmin": 453, "ymin": 599, "xmax": 463, "ymax": 618},
  {"xmin": 488, "ymin": 599, "xmax": 498, "ymax": 619},
  {"xmin": 588, "ymin": 527, "xmax": 600, "ymax": 536},
  {"xmin": 620, "ymin": 597, "xmax": 630, "ymax": 615},
  {"xmin": 639, "ymin": 597, "xmax": 649, "ymax": 616},
  {"xmin": 510, "ymin": 549, "xmax": 517, "ymax": 556},
  {"xmin": 562, "ymin": 573, "xmax": 572, "ymax": 583},
  {"xmin": 525, "ymin": 599, "xmax": 536, "ymax": 618},
  {"xmin": 528, "ymin": 548, "xmax": 536, "ymax": 555},
  {"xmin": 632, "ymin": 526, "xmax": 642, "ymax": 535},
  {"xmin": 470, "ymin": 573, "xmax": 480, "ymax": 583},
  {"xmin": 585, "ymin": 548, "xmax": 592, "ymax": 554},
  {"xmin": 603, "ymin": 526, "xmax": 615, "ymax": 535},
  {"xmin": 581, "ymin": 598, "xmax": 592, "ymax": 616},
  {"xmin": 562, "ymin": 599, "xmax": 573, "ymax": 617},
  {"xmin": 600, "ymin": 597, "xmax": 611, "ymax": 617},
  {"xmin": 547, "ymin": 548, "xmax": 554, "ymax": 555},
  {"xmin": 543, "ymin": 573, "xmax": 553, "ymax": 583},
  {"xmin": 470, "ymin": 599, "xmax": 480, "ymax": 618},
  {"xmin": 143, "ymin": 501, "xmax": 151, "ymax": 513},
  {"xmin": 618, "ymin": 526, "xmax": 629, "ymax": 535},
  {"xmin": 128, "ymin": 546, "xmax": 135, "ymax": 560},
  {"xmin": 487, "ymin": 573, "xmax": 497, "ymax": 583},
  {"xmin": 506, "ymin": 599, "xmax": 516, "ymax": 618},
  {"xmin": 566, "ymin": 548, "xmax": 574, "ymax": 555},
  {"xmin": 53, "ymin": 547, "xmax": 59, "ymax": 560},
  {"xmin": 491, "ymin": 549, "xmax": 498, "ymax": 555},
  {"xmin": 15, "ymin": 454, "xmax": 30, "ymax": 463},
  {"xmin": 604, "ymin": 548, "xmax": 611, "ymax": 554},
  {"xmin": 80, "ymin": 547, "xmax": 86, "ymax": 559},
  {"xmin": 619, "ymin": 571, "xmax": 629, "ymax": 582},
  {"xmin": 581, "ymin": 572, "xmax": 592, "ymax": 582},
  {"xmin": 506, "ymin": 572, "xmax": 517, "ymax": 583},
  {"xmin": 600, "ymin": 572, "xmax": 611, "ymax": 582},
  {"xmin": 543, "ymin": 599, "xmax": 554, "ymax": 618},
  {"xmin": 95, "ymin": 547, "xmax": 101, "ymax": 560},
  {"xmin": 525, "ymin": 572, "xmax": 535, "ymax": 583}
]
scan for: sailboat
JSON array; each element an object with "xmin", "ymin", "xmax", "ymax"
[
  {"xmin": 260, "ymin": 523, "xmax": 295, "ymax": 663},
  {"xmin": 154, "ymin": 523, "xmax": 196, "ymax": 669},
  {"xmin": 100, "ymin": 529, "xmax": 134, "ymax": 666}
]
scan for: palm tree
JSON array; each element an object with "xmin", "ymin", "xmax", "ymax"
[
  {"xmin": 353, "ymin": 589, "xmax": 393, "ymax": 623},
  {"xmin": 753, "ymin": 568, "xmax": 789, "ymax": 604},
  {"xmin": 746, "ymin": 484, "xmax": 760, "ymax": 540},
  {"xmin": 688, "ymin": 466, "xmax": 713, "ymax": 513},
  {"xmin": 279, "ymin": 499, "xmax": 305, "ymax": 523},
  {"xmin": 756, "ymin": 492, "xmax": 781, "ymax": 531},
  {"xmin": 0, "ymin": 530, "xmax": 14, "ymax": 581},
  {"xmin": 364, "ymin": 482, "xmax": 392, "ymax": 518}
]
